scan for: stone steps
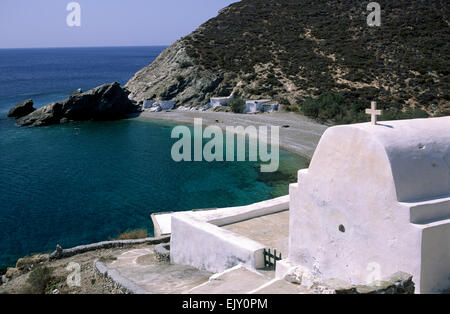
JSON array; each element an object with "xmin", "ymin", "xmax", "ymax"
[{"xmin": 186, "ymin": 265, "xmax": 309, "ymax": 294}]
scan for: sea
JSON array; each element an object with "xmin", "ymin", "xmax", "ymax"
[{"xmin": 0, "ymin": 46, "xmax": 308, "ymax": 268}]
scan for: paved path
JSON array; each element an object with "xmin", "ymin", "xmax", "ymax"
[{"xmin": 107, "ymin": 248, "xmax": 212, "ymax": 294}]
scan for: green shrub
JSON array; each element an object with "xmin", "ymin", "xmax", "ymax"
[
  {"xmin": 285, "ymin": 105, "xmax": 300, "ymax": 112},
  {"xmin": 301, "ymin": 93, "xmax": 346, "ymax": 120},
  {"xmin": 300, "ymin": 92, "xmax": 430, "ymax": 124},
  {"xmin": 116, "ymin": 229, "xmax": 148, "ymax": 240},
  {"xmin": 98, "ymin": 255, "xmax": 118, "ymax": 263},
  {"xmin": 381, "ymin": 107, "xmax": 429, "ymax": 121},
  {"xmin": 229, "ymin": 97, "xmax": 246, "ymax": 113},
  {"xmin": 213, "ymin": 105, "xmax": 232, "ymax": 112},
  {"xmin": 24, "ymin": 266, "xmax": 53, "ymax": 294}
]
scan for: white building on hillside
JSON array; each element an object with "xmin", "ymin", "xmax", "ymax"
[{"xmin": 210, "ymin": 93, "xmax": 234, "ymax": 108}]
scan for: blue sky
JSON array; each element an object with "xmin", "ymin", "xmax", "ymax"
[{"xmin": 0, "ymin": 0, "xmax": 238, "ymax": 48}]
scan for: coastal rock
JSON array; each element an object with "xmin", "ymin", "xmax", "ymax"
[
  {"xmin": 49, "ymin": 244, "xmax": 63, "ymax": 260},
  {"xmin": 69, "ymin": 88, "xmax": 83, "ymax": 97},
  {"xmin": 7, "ymin": 99, "xmax": 35, "ymax": 118},
  {"xmin": 16, "ymin": 82, "xmax": 139, "ymax": 127},
  {"xmin": 5, "ymin": 267, "xmax": 20, "ymax": 280},
  {"xmin": 15, "ymin": 254, "xmax": 49, "ymax": 271}
]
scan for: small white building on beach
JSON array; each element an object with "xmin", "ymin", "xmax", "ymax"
[
  {"xmin": 157, "ymin": 101, "xmax": 176, "ymax": 111},
  {"xmin": 142, "ymin": 100, "xmax": 176, "ymax": 111},
  {"xmin": 244, "ymin": 99, "xmax": 271, "ymax": 113},
  {"xmin": 244, "ymin": 100, "xmax": 280, "ymax": 113},
  {"xmin": 143, "ymin": 100, "xmax": 154, "ymax": 109},
  {"xmin": 210, "ymin": 93, "xmax": 234, "ymax": 108}
]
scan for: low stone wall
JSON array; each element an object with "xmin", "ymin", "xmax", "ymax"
[
  {"xmin": 50, "ymin": 236, "xmax": 170, "ymax": 260},
  {"xmin": 317, "ymin": 272, "xmax": 415, "ymax": 294},
  {"xmin": 94, "ymin": 261, "xmax": 148, "ymax": 294},
  {"xmin": 280, "ymin": 262, "xmax": 416, "ymax": 294}
]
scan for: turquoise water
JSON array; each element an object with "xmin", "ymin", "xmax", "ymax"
[{"xmin": 0, "ymin": 47, "xmax": 308, "ymax": 268}]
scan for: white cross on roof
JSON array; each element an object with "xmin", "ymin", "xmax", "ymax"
[{"xmin": 366, "ymin": 101, "xmax": 382, "ymax": 125}]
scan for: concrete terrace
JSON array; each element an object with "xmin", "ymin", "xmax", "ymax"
[{"xmin": 221, "ymin": 211, "xmax": 289, "ymax": 259}]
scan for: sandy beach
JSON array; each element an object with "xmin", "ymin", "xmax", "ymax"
[{"xmin": 137, "ymin": 111, "xmax": 328, "ymax": 159}]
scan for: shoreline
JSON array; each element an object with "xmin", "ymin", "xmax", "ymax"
[
  {"xmin": 1, "ymin": 111, "xmax": 327, "ymax": 270},
  {"xmin": 135, "ymin": 111, "xmax": 328, "ymax": 160}
]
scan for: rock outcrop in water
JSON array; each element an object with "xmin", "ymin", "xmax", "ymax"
[
  {"xmin": 15, "ymin": 82, "xmax": 139, "ymax": 127},
  {"xmin": 7, "ymin": 99, "xmax": 35, "ymax": 118},
  {"xmin": 125, "ymin": 0, "xmax": 449, "ymax": 123}
]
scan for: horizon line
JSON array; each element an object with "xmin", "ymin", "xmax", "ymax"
[{"xmin": 0, "ymin": 44, "xmax": 170, "ymax": 50}]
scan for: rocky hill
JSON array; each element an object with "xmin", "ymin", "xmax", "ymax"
[{"xmin": 126, "ymin": 0, "xmax": 450, "ymax": 123}]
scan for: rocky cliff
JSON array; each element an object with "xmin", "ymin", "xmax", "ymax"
[
  {"xmin": 126, "ymin": 0, "xmax": 449, "ymax": 123},
  {"xmin": 15, "ymin": 82, "xmax": 138, "ymax": 127},
  {"xmin": 126, "ymin": 40, "xmax": 224, "ymax": 108}
]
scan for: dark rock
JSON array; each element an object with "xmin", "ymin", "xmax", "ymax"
[
  {"xmin": 16, "ymin": 82, "xmax": 139, "ymax": 127},
  {"xmin": 7, "ymin": 99, "xmax": 35, "ymax": 118},
  {"xmin": 388, "ymin": 271, "xmax": 415, "ymax": 294},
  {"xmin": 321, "ymin": 272, "xmax": 415, "ymax": 294},
  {"xmin": 69, "ymin": 88, "xmax": 83, "ymax": 97},
  {"xmin": 320, "ymin": 278, "xmax": 356, "ymax": 294},
  {"xmin": 355, "ymin": 281, "xmax": 394, "ymax": 294},
  {"xmin": 17, "ymin": 102, "xmax": 64, "ymax": 127},
  {"xmin": 49, "ymin": 244, "xmax": 63, "ymax": 260},
  {"xmin": 154, "ymin": 243, "xmax": 170, "ymax": 262}
]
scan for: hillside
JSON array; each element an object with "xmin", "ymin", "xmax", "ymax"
[{"xmin": 126, "ymin": 0, "xmax": 450, "ymax": 123}]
